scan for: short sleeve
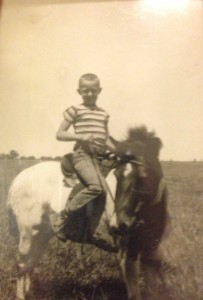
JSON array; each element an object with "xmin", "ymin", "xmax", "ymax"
[
  {"xmin": 63, "ymin": 106, "xmax": 77, "ymax": 123},
  {"xmin": 98, "ymin": 107, "xmax": 110, "ymax": 123},
  {"xmin": 105, "ymin": 112, "xmax": 110, "ymax": 123}
]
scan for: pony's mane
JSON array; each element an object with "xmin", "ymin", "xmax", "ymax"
[
  {"xmin": 110, "ymin": 125, "xmax": 163, "ymax": 159},
  {"xmin": 126, "ymin": 125, "xmax": 162, "ymax": 146}
]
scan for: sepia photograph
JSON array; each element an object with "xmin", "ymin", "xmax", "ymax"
[{"xmin": 0, "ymin": 0, "xmax": 203, "ymax": 299}]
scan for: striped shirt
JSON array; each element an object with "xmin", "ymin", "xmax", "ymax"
[{"xmin": 64, "ymin": 104, "xmax": 109, "ymax": 151}]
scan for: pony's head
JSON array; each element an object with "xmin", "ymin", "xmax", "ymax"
[{"xmin": 113, "ymin": 126, "xmax": 163, "ymax": 234}]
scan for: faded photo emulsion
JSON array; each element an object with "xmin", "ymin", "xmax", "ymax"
[{"xmin": 0, "ymin": 1, "xmax": 203, "ymax": 299}]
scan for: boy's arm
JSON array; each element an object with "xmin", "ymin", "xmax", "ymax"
[{"xmin": 56, "ymin": 119, "xmax": 82, "ymax": 142}]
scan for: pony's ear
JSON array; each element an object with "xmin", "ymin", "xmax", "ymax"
[{"xmin": 153, "ymin": 137, "xmax": 162, "ymax": 149}]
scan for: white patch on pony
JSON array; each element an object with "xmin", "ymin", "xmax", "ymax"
[
  {"xmin": 104, "ymin": 169, "xmax": 117, "ymax": 220},
  {"xmin": 123, "ymin": 163, "xmax": 133, "ymax": 177},
  {"xmin": 8, "ymin": 162, "xmax": 72, "ymax": 229},
  {"xmin": 152, "ymin": 178, "xmax": 167, "ymax": 205},
  {"xmin": 95, "ymin": 169, "xmax": 117, "ymax": 241}
]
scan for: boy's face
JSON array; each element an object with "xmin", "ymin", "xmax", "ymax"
[{"xmin": 77, "ymin": 78, "xmax": 102, "ymax": 107}]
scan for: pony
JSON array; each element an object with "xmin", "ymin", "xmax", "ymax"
[{"xmin": 7, "ymin": 126, "xmax": 168, "ymax": 300}]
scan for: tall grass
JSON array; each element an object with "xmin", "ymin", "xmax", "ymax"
[{"xmin": 0, "ymin": 159, "xmax": 203, "ymax": 299}]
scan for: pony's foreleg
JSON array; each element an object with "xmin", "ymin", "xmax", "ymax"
[
  {"xmin": 16, "ymin": 230, "xmax": 33, "ymax": 300},
  {"xmin": 16, "ymin": 269, "xmax": 31, "ymax": 300},
  {"xmin": 141, "ymin": 246, "xmax": 165, "ymax": 299},
  {"xmin": 142, "ymin": 261, "xmax": 161, "ymax": 300},
  {"xmin": 119, "ymin": 250, "xmax": 141, "ymax": 300},
  {"xmin": 16, "ymin": 226, "xmax": 51, "ymax": 300}
]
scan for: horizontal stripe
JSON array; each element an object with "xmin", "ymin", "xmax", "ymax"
[
  {"xmin": 74, "ymin": 122, "xmax": 106, "ymax": 128},
  {"xmin": 74, "ymin": 120, "xmax": 106, "ymax": 128},
  {"xmin": 75, "ymin": 119, "xmax": 106, "ymax": 126},
  {"xmin": 77, "ymin": 110, "xmax": 108, "ymax": 117},
  {"xmin": 75, "ymin": 128, "xmax": 106, "ymax": 134},
  {"xmin": 65, "ymin": 108, "xmax": 108, "ymax": 121},
  {"xmin": 75, "ymin": 129, "xmax": 107, "ymax": 136},
  {"xmin": 76, "ymin": 104, "xmax": 106, "ymax": 112},
  {"xmin": 77, "ymin": 116, "xmax": 107, "ymax": 123}
]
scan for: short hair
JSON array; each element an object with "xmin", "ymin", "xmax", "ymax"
[{"xmin": 78, "ymin": 73, "xmax": 100, "ymax": 87}]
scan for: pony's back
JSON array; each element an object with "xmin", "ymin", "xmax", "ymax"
[{"xmin": 8, "ymin": 162, "xmax": 71, "ymax": 229}]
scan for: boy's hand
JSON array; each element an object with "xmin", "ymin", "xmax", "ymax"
[
  {"xmin": 80, "ymin": 134, "xmax": 105, "ymax": 152},
  {"xmin": 81, "ymin": 134, "xmax": 95, "ymax": 143},
  {"xmin": 81, "ymin": 134, "xmax": 104, "ymax": 146}
]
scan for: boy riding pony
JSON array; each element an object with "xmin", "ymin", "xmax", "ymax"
[{"xmin": 52, "ymin": 73, "xmax": 115, "ymax": 243}]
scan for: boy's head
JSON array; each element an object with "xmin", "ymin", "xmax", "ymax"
[{"xmin": 77, "ymin": 73, "xmax": 102, "ymax": 107}]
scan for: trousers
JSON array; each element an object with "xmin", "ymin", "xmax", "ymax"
[{"xmin": 66, "ymin": 149, "xmax": 107, "ymax": 212}]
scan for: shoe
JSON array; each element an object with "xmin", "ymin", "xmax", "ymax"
[{"xmin": 50, "ymin": 210, "xmax": 68, "ymax": 242}]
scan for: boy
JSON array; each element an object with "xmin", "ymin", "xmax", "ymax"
[{"xmin": 53, "ymin": 73, "xmax": 115, "ymax": 242}]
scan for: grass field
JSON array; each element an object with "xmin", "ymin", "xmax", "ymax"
[{"xmin": 0, "ymin": 159, "xmax": 203, "ymax": 300}]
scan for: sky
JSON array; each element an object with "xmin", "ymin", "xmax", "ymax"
[{"xmin": 0, "ymin": 0, "xmax": 203, "ymax": 161}]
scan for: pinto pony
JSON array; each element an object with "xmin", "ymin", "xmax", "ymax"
[
  {"xmin": 7, "ymin": 126, "xmax": 168, "ymax": 300},
  {"xmin": 113, "ymin": 127, "xmax": 168, "ymax": 300}
]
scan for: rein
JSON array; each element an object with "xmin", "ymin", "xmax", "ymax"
[
  {"xmin": 130, "ymin": 159, "xmax": 146, "ymax": 167},
  {"xmin": 105, "ymin": 143, "xmax": 147, "ymax": 168},
  {"xmin": 89, "ymin": 145, "xmax": 115, "ymax": 202}
]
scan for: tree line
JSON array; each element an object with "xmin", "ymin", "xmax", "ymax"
[{"xmin": 0, "ymin": 150, "xmax": 61, "ymax": 161}]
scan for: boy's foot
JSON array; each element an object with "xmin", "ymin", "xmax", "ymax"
[
  {"xmin": 50, "ymin": 209, "xmax": 82, "ymax": 243},
  {"xmin": 50, "ymin": 210, "xmax": 68, "ymax": 242}
]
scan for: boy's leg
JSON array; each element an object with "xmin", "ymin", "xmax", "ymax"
[
  {"xmin": 67, "ymin": 151, "xmax": 105, "ymax": 211},
  {"xmin": 51, "ymin": 151, "xmax": 105, "ymax": 242}
]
